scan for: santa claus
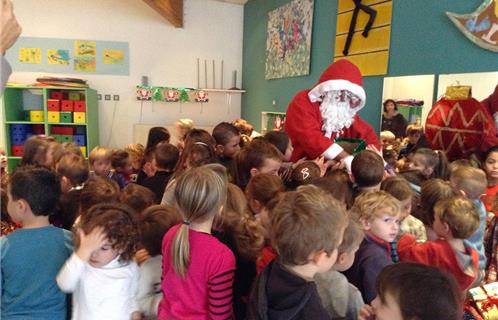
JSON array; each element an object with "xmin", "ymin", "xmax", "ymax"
[{"xmin": 285, "ymin": 59, "xmax": 380, "ymax": 163}]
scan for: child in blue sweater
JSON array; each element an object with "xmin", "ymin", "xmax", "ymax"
[{"xmin": 1, "ymin": 166, "xmax": 73, "ymax": 319}]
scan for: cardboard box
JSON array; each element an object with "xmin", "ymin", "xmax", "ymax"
[{"xmin": 61, "ymin": 100, "xmax": 74, "ymax": 112}]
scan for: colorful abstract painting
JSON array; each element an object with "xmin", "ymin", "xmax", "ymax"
[
  {"xmin": 47, "ymin": 49, "xmax": 70, "ymax": 65},
  {"xmin": 19, "ymin": 48, "xmax": 41, "ymax": 64},
  {"xmin": 103, "ymin": 49, "xmax": 124, "ymax": 65},
  {"xmin": 265, "ymin": 0, "xmax": 314, "ymax": 80}
]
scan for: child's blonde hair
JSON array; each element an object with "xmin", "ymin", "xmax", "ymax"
[
  {"xmin": 434, "ymin": 196, "xmax": 479, "ymax": 239},
  {"xmin": 450, "ymin": 167, "xmax": 487, "ymax": 200},
  {"xmin": 380, "ymin": 130, "xmax": 395, "ymax": 141},
  {"xmin": 271, "ymin": 185, "xmax": 348, "ymax": 266},
  {"xmin": 171, "ymin": 164, "xmax": 228, "ymax": 277},
  {"xmin": 125, "ymin": 143, "xmax": 145, "ymax": 159},
  {"xmin": 351, "ymin": 190, "xmax": 400, "ymax": 222},
  {"xmin": 338, "ymin": 219, "xmax": 364, "ymax": 253},
  {"xmin": 380, "ymin": 176, "xmax": 413, "ymax": 201},
  {"xmin": 176, "ymin": 118, "xmax": 194, "ymax": 132},
  {"xmin": 89, "ymin": 146, "xmax": 113, "ymax": 165}
]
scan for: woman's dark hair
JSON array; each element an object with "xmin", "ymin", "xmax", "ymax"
[
  {"xmin": 376, "ymin": 262, "xmax": 462, "ymax": 320},
  {"xmin": 145, "ymin": 127, "xmax": 170, "ymax": 151},
  {"xmin": 483, "ymin": 145, "xmax": 498, "ymax": 163},
  {"xmin": 383, "ymin": 99, "xmax": 398, "ymax": 112},
  {"xmin": 264, "ymin": 131, "xmax": 289, "ymax": 155}
]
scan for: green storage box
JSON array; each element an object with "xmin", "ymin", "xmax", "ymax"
[{"xmin": 60, "ymin": 112, "xmax": 73, "ymax": 123}]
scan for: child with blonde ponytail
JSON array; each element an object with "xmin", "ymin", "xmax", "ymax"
[{"xmin": 158, "ymin": 164, "xmax": 235, "ymax": 320}]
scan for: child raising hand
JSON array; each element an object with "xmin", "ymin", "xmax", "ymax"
[{"xmin": 57, "ymin": 203, "xmax": 140, "ymax": 320}]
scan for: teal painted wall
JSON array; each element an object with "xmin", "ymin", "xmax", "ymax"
[{"xmin": 242, "ymin": 0, "xmax": 498, "ymax": 132}]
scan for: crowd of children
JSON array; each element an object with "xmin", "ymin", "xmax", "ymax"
[{"xmin": 1, "ymin": 118, "xmax": 497, "ymax": 320}]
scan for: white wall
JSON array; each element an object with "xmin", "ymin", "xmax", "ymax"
[
  {"xmin": 3, "ymin": 0, "xmax": 244, "ymax": 148},
  {"xmin": 382, "ymin": 74, "xmax": 436, "ymax": 127}
]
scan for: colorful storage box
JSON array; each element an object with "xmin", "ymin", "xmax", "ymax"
[
  {"xmin": 68, "ymin": 92, "xmax": 81, "ymax": 100},
  {"xmin": 61, "ymin": 100, "xmax": 74, "ymax": 112},
  {"xmin": 51, "ymin": 135, "xmax": 63, "ymax": 143},
  {"xmin": 80, "ymin": 146, "xmax": 87, "ymax": 157},
  {"xmin": 50, "ymin": 91, "xmax": 64, "ymax": 100},
  {"xmin": 11, "ymin": 135, "xmax": 25, "ymax": 146},
  {"xmin": 60, "ymin": 112, "xmax": 73, "ymax": 123},
  {"xmin": 48, "ymin": 111, "xmax": 60, "ymax": 123},
  {"xmin": 75, "ymin": 126, "xmax": 86, "ymax": 135},
  {"xmin": 61, "ymin": 135, "xmax": 73, "ymax": 143},
  {"xmin": 74, "ymin": 100, "xmax": 86, "ymax": 112},
  {"xmin": 32, "ymin": 124, "xmax": 44, "ymax": 134},
  {"xmin": 11, "ymin": 145, "xmax": 24, "ymax": 157},
  {"xmin": 73, "ymin": 135, "xmax": 86, "ymax": 146},
  {"xmin": 73, "ymin": 112, "xmax": 86, "ymax": 124},
  {"xmin": 10, "ymin": 124, "xmax": 29, "ymax": 135},
  {"xmin": 29, "ymin": 110, "xmax": 44, "ymax": 122},
  {"xmin": 47, "ymin": 99, "xmax": 61, "ymax": 111}
]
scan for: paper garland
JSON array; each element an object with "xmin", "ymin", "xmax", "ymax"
[{"xmin": 136, "ymin": 86, "xmax": 209, "ymax": 102}]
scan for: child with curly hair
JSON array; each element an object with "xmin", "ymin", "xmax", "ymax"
[{"xmin": 57, "ymin": 203, "xmax": 140, "ymax": 320}]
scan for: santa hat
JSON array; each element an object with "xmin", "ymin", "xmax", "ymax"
[{"xmin": 308, "ymin": 59, "xmax": 366, "ymax": 109}]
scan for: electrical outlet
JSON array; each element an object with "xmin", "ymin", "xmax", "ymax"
[
  {"xmin": 97, "ymin": 94, "xmax": 102, "ymax": 100},
  {"xmin": 104, "ymin": 94, "xmax": 111, "ymax": 101},
  {"xmin": 113, "ymin": 95, "xmax": 120, "ymax": 101}
]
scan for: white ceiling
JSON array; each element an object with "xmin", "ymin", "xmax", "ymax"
[{"xmin": 212, "ymin": 0, "xmax": 249, "ymax": 5}]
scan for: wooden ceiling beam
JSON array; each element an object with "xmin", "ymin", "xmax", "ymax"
[{"xmin": 143, "ymin": 0, "xmax": 183, "ymax": 28}]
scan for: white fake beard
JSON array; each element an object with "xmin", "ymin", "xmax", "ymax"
[{"xmin": 320, "ymin": 92, "xmax": 358, "ymax": 138}]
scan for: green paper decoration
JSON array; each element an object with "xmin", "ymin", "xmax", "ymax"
[
  {"xmin": 136, "ymin": 85, "xmax": 197, "ymax": 102},
  {"xmin": 153, "ymin": 88, "xmax": 163, "ymax": 101},
  {"xmin": 179, "ymin": 90, "xmax": 190, "ymax": 102}
]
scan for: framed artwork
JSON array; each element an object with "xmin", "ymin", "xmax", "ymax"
[{"xmin": 265, "ymin": 0, "xmax": 314, "ymax": 80}]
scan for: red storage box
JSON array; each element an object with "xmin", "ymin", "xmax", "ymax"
[
  {"xmin": 31, "ymin": 124, "xmax": 44, "ymax": 134},
  {"xmin": 47, "ymin": 99, "xmax": 61, "ymax": 111},
  {"xmin": 50, "ymin": 91, "xmax": 64, "ymax": 100},
  {"xmin": 61, "ymin": 100, "xmax": 74, "ymax": 112},
  {"xmin": 59, "ymin": 126, "xmax": 75, "ymax": 135},
  {"xmin": 12, "ymin": 145, "xmax": 24, "ymax": 157},
  {"xmin": 74, "ymin": 100, "xmax": 86, "ymax": 112}
]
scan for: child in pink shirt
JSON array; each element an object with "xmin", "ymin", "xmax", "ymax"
[{"xmin": 158, "ymin": 164, "xmax": 235, "ymax": 320}]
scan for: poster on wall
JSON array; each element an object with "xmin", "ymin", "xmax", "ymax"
[
  {"xmin": 6, "ymin": 37, "xmax": 129, "ymax": 75},
  {"xmin": 447, "ymin": 0, "xmax": 498, "ymax": 52},
  {"xmin": 265, "ymin": 0, "xmax": 314, "ymax": 80},
  {"xmin": 333, "ymin": 0, "xmax": 393, "ymax": 76}
]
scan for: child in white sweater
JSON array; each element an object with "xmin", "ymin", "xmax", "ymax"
[{"xmin": 57, "ymin": 203, "xmax": 140, "ymax": 320}]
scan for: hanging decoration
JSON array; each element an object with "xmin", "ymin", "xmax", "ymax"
[
  {"xmin": 425, "ymin": 86, "xmax": 498, "ymax": 161},
  {"xmin": 136, "ymin": 88, "xmax": 152, "ymax": 100},
  {"xmin": 163, "ymin": 89, "xmax": 179, "ymax": 102},
  {"xmin": 195, "ymin": 90, "xmax": 209, "ymax": 102},
  {"xmin": 447, "ymin": 0, "xmax": 498, "ymax": 53},
  {"xmin": 136, "ymin": 85, "xmax": 204, "ymax": 102}
]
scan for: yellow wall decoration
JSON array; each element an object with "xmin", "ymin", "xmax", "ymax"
[{"xmin": 334, "ymin": 0, "xmax": 393, "ymax": 76}]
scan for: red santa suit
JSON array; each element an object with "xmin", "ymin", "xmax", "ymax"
[{"xmin": 285, "ymin": 60, "xmax": 380, "ymax": 162}]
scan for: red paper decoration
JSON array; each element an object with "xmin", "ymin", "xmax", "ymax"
[{"xmin": 425, "ymin": 97, "xmax": 498, "ymax": 161}]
